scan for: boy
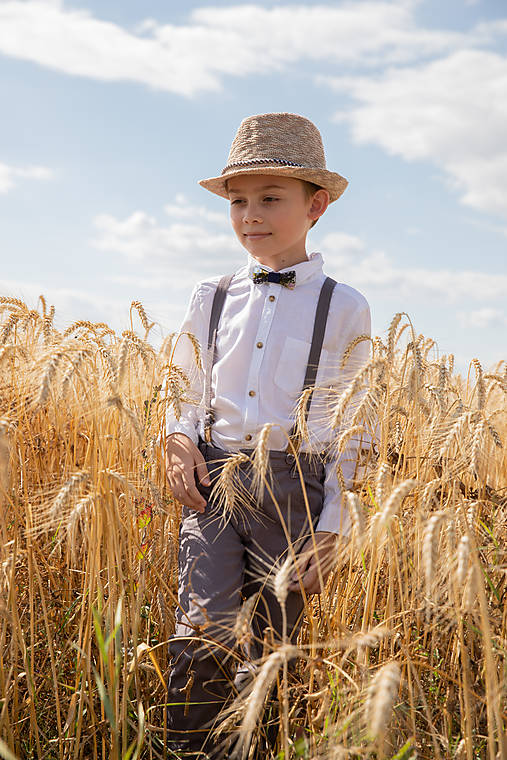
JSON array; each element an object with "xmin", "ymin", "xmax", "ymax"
[{"xmin": 164, "ymin": 112, "xmax": 371, "ymax": 758}]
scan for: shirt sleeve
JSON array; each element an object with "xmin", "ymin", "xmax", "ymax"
[
  {"xmin": 164, "ymin": 283, "xmax": 206, "ymax": 446},
  {"xmin": 315, "ymin": 299, "xmax": 372, "ymax": 536}
]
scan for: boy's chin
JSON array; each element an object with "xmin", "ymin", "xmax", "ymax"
[
  {"xmin": 246, "ymin": 251, "xmax": 268, "ymax": 261},
  {"xmin": 241, "ymin": 239, "xmax": 273, "ymax": 253}
]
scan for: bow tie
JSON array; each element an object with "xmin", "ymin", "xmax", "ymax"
[{"xmin": 251, "ymin": 266, "xmax": 296, "ymax": 289}]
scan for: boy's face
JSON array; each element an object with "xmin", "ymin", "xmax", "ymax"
[{"xmin": 227, "ymin": 174, "xmax": 326, "ymax": 270}]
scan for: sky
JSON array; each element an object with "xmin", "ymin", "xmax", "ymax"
[{"xmin": 0, "ymin": 0, "xmax": 506, "ymax": 371}]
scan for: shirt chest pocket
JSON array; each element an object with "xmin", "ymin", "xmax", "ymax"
[{"xmin": 273, "ymin": 337, "xmax": 329, "ymax": 398}]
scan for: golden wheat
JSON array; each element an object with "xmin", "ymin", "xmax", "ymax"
[{"xmin": 0, "ymin": 301, "xmax": 505, "ymax": 760}]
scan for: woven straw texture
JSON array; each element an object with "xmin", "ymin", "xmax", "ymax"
[{"xmin": 199, "ymin": 112, "xmax": 348, "ymax": 203}]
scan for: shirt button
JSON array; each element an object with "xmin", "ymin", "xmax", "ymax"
[
  {"xmin": 269, "ymin": 295, "xmax": 275, "ymax": 302},
  {"xmin": 256, "ymin": 341, "xmax": 263, "ymax": 349},
  {"xmin": 245, "ymin": 434, "xmax": 252, "ymax": 441},
  {"xmin": 248, "ymin": 390, "xmax": 256, "ymax": 397}
]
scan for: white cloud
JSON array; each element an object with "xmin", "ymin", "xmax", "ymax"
[
  {"xmin": 164, "ymin": 194, "xmax": 229, "ymax": 227},
  {"xmin": 187, "ymin": 3, "xmax": 464, "ymax": 67},
  {"xmin": 457, "ymin": 308, "xmax": 507, "ymax": 329},
  {"xmin": 0, "ymin": 274, "xmax": 187, "ymax": 336},
  {"xmin": 2, "ymin": 2, "xmax": 506, "ymax": 224},
  {"xmin": 0, "ymin": 161, "xmax": 54, "ymax": 193},
  {"xmin": 0, "ymin": 1, "xmax": 467, "ymax": 95},
  {"xmin": 92, "ymin": 198, "xmax": 507, "ymax": 303},
  {"xmin": 0, "ymin": 1, "xmax": 218, "ymax": 96},
  {"xmin": 326, "ymin": 48, "xmax": 507, "ymax": 217},
  {"xmin": 33, "ymin": 0, "xmax": 65, "ymax": 6},
  {"xmin": 0, "ymin": 276, "xmax": 127, "ymax": 330},
  {"xmin": 317, "ymin": 230, "xmax": 507, "ymax": 301},
  {"xmin": 92, "ymin": 197, "xmax": 243, "ymax": 283}
]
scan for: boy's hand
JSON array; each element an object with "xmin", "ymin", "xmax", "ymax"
[
  {"xmin": 288, "ymin": 532, "xmax": 341, "ymax": 595},
  {"xmin": 165, "ymin": 433, "xmax": 211, "ymax": 513}
]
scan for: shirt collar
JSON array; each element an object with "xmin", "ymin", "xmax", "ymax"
[{"xmin": 246, "ymin": 251, "xmax": 323, "ymax": 288}]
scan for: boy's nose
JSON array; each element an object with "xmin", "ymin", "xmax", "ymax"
[{"xmin": 243, "ymin": 205, "xmax": 263, "ymax": 223}]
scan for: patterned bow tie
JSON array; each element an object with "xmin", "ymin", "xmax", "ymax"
[{"xmin": 251, "ymin": 266, "xmax": 296, "ymax": 289}]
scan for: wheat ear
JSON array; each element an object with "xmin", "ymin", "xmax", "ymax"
[
  {"xmin": 236, "ymin": 645, "xmax": 300, "ymax": 756},
  {"xmin": 456, "ymin": 535, "xmax": 470, "ymax": 588},
  {"xmin": 251, "ymin": 423, "xmax": 273, "ymax": 500},
  {"xmin": 378, "ymin": 479, "xmax": 417, "ymax": 534},
  {"xmin": 346, "ymin": 491, "xmax": 366, "ymax": 549},
  {"xmin": 423, "ymin": 511, "xmax": 446, "ymax": 600},
  {"xmin": 341, "ymin": 334, "xmax": 372, "ymax": 368},
  {"xmin": 366, "ymin": 662, "xmax": 401, "ymax": 740},
  {"xmin": 233, "ymin": 594, "xmax": 258, "ymax": 647},
  {"xmin": 131, "ymin": 300, "xmax": 155, "ymax": 335}
]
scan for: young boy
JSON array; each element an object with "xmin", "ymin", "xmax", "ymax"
[{"xmin": 164, "ymin": 112, "xmax": 371, "ymax": 758}]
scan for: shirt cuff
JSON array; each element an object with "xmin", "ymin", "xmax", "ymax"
[
  {"xmin": 315, "ymin": 493, "xmax": 352, "ymax": 537},
  {"xmin": 165, "ymin": 418, "xmax": 199, "ymax": 446}
]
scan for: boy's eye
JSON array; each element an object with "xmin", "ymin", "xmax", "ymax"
[
  {"xmin": 263, "ymin": 196, "xmax": 278, "ymax": 202},
  {"xmin": 230, "ymin": 199, "xmax": 244, "ymax": 205}
]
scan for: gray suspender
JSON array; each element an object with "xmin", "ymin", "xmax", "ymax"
[
  {"xmin": 204, "ymin": 274, "xmax": 235, "ymax": 442},
  {"xmin": 300, "ymin": 276, "xmax": 336, "ymax": 393},
  {"xmin": 287, "ymin": 275, "xmax": 336, "ymax": 455},
  {"xmin": 203, "ymin": 274, "xmax": 337, "ymax": 446}
]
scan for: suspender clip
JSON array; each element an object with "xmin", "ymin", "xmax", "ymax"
[
  {"xmin": 204, "ymin": 411, "xmax": 215, "ymax": 443},
  {"xmin": 286, "ymin": 441, "xmax": 300, "ymax": 478}
]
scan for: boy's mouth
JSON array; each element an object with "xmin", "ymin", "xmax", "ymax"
[{"xmin": 244, "ymin": 233, "xmax": 271, "ymax": 240}]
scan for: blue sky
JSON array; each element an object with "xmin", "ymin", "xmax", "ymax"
[{"xmin": 0, "ymin": 0, "xmax": 506, "ymax": 370}]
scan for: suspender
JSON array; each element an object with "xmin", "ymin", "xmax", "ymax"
[
  {"xmin": 203, "ymin": 274, "xmax": 337, "ymax": 448},
  {"xmin": 204, "ymin": 274, "xmax": 234, "ymax": 442},
  {"xmin": 300, "ymin": 276, "xmax": 336, "ymax": 393},
  {"xmin": 288, "ymin": 275, "xmax": 336, "ymax": 454}
]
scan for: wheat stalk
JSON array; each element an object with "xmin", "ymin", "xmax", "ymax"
[
  {"xmin": 212, "ymin": 452, "xmax": 253, "ymax": 527},
  {"xmin": 44, "ymin": 471, "xmax": 91, "ymax": 529},
  {"xmin": 346, "ymin": 491, "xmax": 366, "ymax": 549},
  {"xmin": 423, "ymin": 511, "xmax": 446, "ymax": 601},
  {"xmin": 472, "ymin": 358, "xmax": 485, "ymax": 411},
  {"xmin": 375, "ymin": 462, "xmax": 390, "ymax": 510},
  {"xmin": 273, "ymin": 554, "xmax": 293, "ymax": 609},
  {"xmin": 131, "ymin": 300, "xmax": 155, "ymax": 335},
  {"xmin": 366, "ymin": 662, "xmax": 401, "ymax": 741},
  {"xmin": 235, "ymin": 645, "xmax": 300, "ymax": 757},
  {"xmin": 377, "ymin": 479, "xmax": 417, "ymax": 535},
  {"xmin": 0, "ymin": 295, "xmax": 28, "ymax": 310},
  {"xmin": 456, "ymin": 535, "xmax": 470, "ymax": 588},
  {"xmin": 251, "ymin": 422, "xmax": 273, "ymax": 500},
  {"xmin": 341, "ymin": 333, "xmax": 372, "ymax": 368},
  {"xmin": 0, "ymin": 313, "xmax": 20, "ymax": 345},
  {"xmin": 233, "ymin": 594, "xmax": 258, "ymax": 648}
]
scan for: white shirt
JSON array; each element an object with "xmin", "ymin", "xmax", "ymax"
[{"xmin": 165, "ymin": 251, "xmax": 371, "ymax": 535}]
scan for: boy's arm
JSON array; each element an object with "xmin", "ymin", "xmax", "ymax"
[
  {"xmin": 165, "ymin": 432, "xmax": 210, "ymax": 512},
  {"xmin": 164, "ymin": 283, "xmax": 211, "ymax": 511},
  {"xmin": 289, "ymin": 300, "xmax": 372, "ymax": 594},
  {"xmin": 315, "ymin": 299, "xmax": 372, "ymax": 537},
  {"xmin": 164, "ymin": 283, "xmax": 205, "ymax": 445},
  {"xmin": 288, "ymin": 531, "xmax": 339, "ymax": 594}
]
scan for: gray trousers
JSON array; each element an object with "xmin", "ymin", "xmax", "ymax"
[{"xmin": 166, "ymin": 439, "xmax": 325, "ymax": 754}]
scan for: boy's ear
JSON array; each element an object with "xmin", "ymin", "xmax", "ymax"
[{"xmin": 309, "ymin": 189, "xmax": 330, "ymax": 222}]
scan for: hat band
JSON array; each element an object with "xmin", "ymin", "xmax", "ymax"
[{"xmin": 222, "ymin": 157, "xmax": 307, "ymax": 174}]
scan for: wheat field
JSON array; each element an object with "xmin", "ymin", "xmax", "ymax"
[{"xmin": 0, "ymin": 295, "xmax": 505, "ymax": 760}]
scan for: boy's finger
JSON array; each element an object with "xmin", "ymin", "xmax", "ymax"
[
  {"xmin": 195, "ymin": 456, "xmax": 211, "ymax": 487},
  {"xmin": 168, "ymin": 474, "xmax": 189, "ymax": 505},
  {"xmin": 288, "ymin": 556, "xmax": 311, "ymax": 589},
  {"xmin": 299, "ymin": 564, "xmax": 322, "ymax": 594},
  {"xmin": 288, "ymin": 563, "xmax": 318, "ymax": 593},
  {"xmin": 181, "ymin": 470, "xmax": 207, "ymax": 512}
]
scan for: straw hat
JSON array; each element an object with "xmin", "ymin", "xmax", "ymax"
[{"xmin": 199, "ymin": 112, "xmax": 348, "ymax": 203}]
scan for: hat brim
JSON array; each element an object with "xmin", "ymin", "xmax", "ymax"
[{"xmin": 199, "ymin": 165, "xmax": 348, "ymax": 203}]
